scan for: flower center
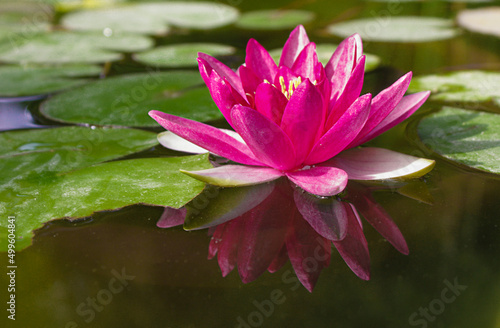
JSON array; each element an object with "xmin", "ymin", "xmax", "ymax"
[{"xmin": 279, "ymin": 76, "xmax": 302, "ymax": 100}]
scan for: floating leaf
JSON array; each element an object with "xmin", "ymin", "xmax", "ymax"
[
  {"xmin": 61, "ymin": 2, "xmax": 239, "ymax": 34},
  {"xmin": 236, "ymin": 9, "xmax": 314, "ymax": 30},
  {"xmin": 1, "ymin": 153, "xmax": 211, "ymax": 250},
  {"xmin": 0, "ymin": 126, "xmax": 161, "ymax": 249},
  {"xmin": 0, "ymin": 65, "xmax": 101, "ymax": 97},
  {"xmin": 40, "ymin": 71, "xmax": 223, "ymax": 127},
  {"xmin": 134, "ymin": 43, "xmax": 236, "ymax": 68},
  {"xmin": 0, "ymin": 31, "xmax": 153, "ymax": 64},
  {"xmin": 327, "ymin": 16, "xmax": 459, "ymax": 42},
  {"xmin": 458, "ymin": 7, "xmax": 500, "ymax": 37},
  {"xmin": 409, "ymin": 70, "xmax": 500, "ymax": 107},
  {"xmin": 268, "ymin": 44, "xmax": 381, "ymax": 72},
  {"xmin": 417, "ymin": 106, "xmax": 500, "ymax": 174}
]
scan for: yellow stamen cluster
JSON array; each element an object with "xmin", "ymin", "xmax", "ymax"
[{"xmin": 279, "ymin": 76, "xmax": 302, "ymax": 100}]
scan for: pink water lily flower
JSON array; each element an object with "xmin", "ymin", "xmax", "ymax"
[{"xmin": 149, "ymin": 25, "xmax": 434, "ymax": 196}]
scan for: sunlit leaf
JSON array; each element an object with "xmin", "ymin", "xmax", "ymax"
[
  {"xmin": 236, "ymin": 9, "xmax": 314, "ymax": 30},
  {"xmin": 134, "ymin": 43, "xmax": 236, "ymax": 68},
  {"xmin": 0, "ymin": 31, "xmax": 153, "ymax": 64},
  {"xmin": 0, "ymin": 65, "xmax": 101, "ymax": 97},
  {"xmin": 40, "ymin": 71, "xmax": 223, "ymax": 127},
  {"xmin": 458, "ymin": 7, "xmax": 500, "ymax": 37},
  {"xmin": 418, "ymin": 106, "xmax": 500, "ymax": 175},
  {"xmin": 327, "ymin": 17, "xmax": 459, "ymax": 42},
  {"xmin": 409, "ymin": 70, "xmax": 500, "ymax": 107},
  {"xmin": 61, "ymin": 2, "xmax": 239, "ymax": 34}
]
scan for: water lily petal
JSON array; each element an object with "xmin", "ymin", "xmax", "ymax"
[
  {"xmin": 267, "ymin": 246, "xmax": 288, "ymax": 273},
  {"xmin": 280, "ymin": 25, "xmax": 310, "ymax": 68},
  {"xmin": 156, "ymin": 206, "xmax": 187, "ymax": 228},
  {"xmin": 149, "ymin": 110, "xmax": 263, "ymax": 166},
  {"xmin": 287, "ymin": 210, "xmax": 331, "ymax": 292},
  {"xmin": 325, "ymin": 55, "xmax": 366, "ymax": 128},
  {"xmin": 246, "ymin": 38, "xmax": 278, "ymax": 82},
  {"xmin": 281, "ymin": 80, "xmax": 325, "ymax": 165},
  {"xmin": 287, "ymin": 166, "xmax": 348, "ymax": 196},
  {"xmin": 157, "ymin": 129, "xmax": 245, "ymax": 154},
  {"xmin": 198, "ymin": 53, "xmax": 246, "ymax": 99},
  {"xmin": 348, "ymin": 72, "xmax": 413, "ymax": 147},
  {"xmin": 325, "ymin": 33, "xmax": 362, "ymax": 94},
  {"xmin": 332, "ymin": 204, "xmax": 370, "ymax": 280},
  {"xmin": 306, "ymin": 93, "xmax": 371, "ymax": 165},
  {"xmin": 291, "ymin": 42, "xmax": 319, "ymax": 81},
  {"xmin": 218, "ymin": 218, "xmax": 244, "ymax": 276},
  {"xmin": 326, "ymin": 147, "xmax": 435, "ymax": 180},
  {"xmin": 237, "ymin": 185, "xmax": 292, "ymax": 283},
  {"xmin": 208, "ymin": 224, "xmax": 225, "ymax": 259},
  {"xmin": 348, "ymin": 184, "xmax": 409, "ymax": 254},
  {"xmin": 356, "ymin": 91, "xmax": 431, "ymax": 145},
  {"xmin": 238, "ymin": 65, "xmax": 261, "ymax": 97},
  {"xmin": 231, "ymin": 104, "xmax": 297, "ymax": 171},
  {"xmin": 181, "ymin": 165, "xmax": 284, "ymax": 187},
  {"xmin": 294, "ymin": 188, "xmax": 348, "ymax": 241},
  {"xmin": 254, "ymin": 82, "xmax": 288, "ymax": 125}
]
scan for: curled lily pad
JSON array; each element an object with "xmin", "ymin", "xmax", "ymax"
[
  {"xmin": 458, "ymin": 7, "xmax": 500, "ymax": 37},
  {"xmin": 417, "ymin": 106, "xmax": 500, "ymax": 175},
  {"xmin": 0, "ymin": 31, "xmax": 153, "ymax": 64},
  {"xmin": 327, "ymin": 16, "xmax": 459, "ymax": 42},
  {"xmin": 268, "ymin": 44, "xmax": 381, "ymax": 72},
  {"xmin": 40, "ymin": 71, "xmax": 223, "ymax": 127},
  {"xmin": 134, "ymin": 43, "xmax": 236, "ymax": 68},
  {"xmin": 236, "ymin": 9, "xmax": 314, "ymax": 30},
  {"xmin": 61, "ymin": 2, "xmax": 239, "ymax": 34},
  {"xmin": 0, "ymin": 65, "xmax": 101, "ymax": 97},
  {"xmin": 408, "ymin": 70, "xmax": 500, "ymax": 107}
]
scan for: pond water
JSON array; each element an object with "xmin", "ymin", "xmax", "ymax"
[{"xmin": 1, "ymin": 0, "xmax": 500, "ymax": 327}]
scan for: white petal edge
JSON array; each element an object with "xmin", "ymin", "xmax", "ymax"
[
  {"xmin": 325, "ymin": 147, "xmax": 435, "ymax": 180},
  {"xmin": 181, "ymin": 165, "xmax": 284, "ymax": 187},
  {"xmin": 158, "ymin": 129, "xmax": 245, "ymax": 154}
]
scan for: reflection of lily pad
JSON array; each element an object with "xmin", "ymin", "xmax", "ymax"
[
  {"xmin": 0, "ymin": 126, "xmax": 160, "ymax": 249},
  {"xmin": 268, "ymin": 44, "xmax": 381, "ymax": 72},
  {"xmin": 408, "ymin": 70, "xmax": 500, "ymax": 107},
  {"xmin": 418, "ymin": 106, "xmax": 500, "ymax": 174},
  {"xmin": 0, "ymin": 31, "xmax": 153, "ymax": 64},
  {"xmin": 236, "ymin": 9, "xmax": 314, "ymax": 30},
  {"xmin": 458, "ymin": 7, "xmax": 500, "ymax": 37},
  {"xmin": 40, "ymin": 71, "xmax": 222, "ymax": 127},
  {"xmin": 134, "ymin": 43, "xmax": 236, "ymax": 68},
  {"xmin": 327, "ymin": 17, "xmax": 459, "ymax": 42},
  {"xmin": 0, "ymin": 65, "xmax": 101, "ymax": 97},
  {"xmin": 62, "ymin": 2, "xmax": 239, "ymax": 34}
]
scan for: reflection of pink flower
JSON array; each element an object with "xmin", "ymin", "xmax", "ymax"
[
  {"xmin": 158, "ymin": 180, "xmax": 412, "ymax": 292},
  {"xmin": 149, "ymin": 25, "xmax": 434, "ymax": 196}
]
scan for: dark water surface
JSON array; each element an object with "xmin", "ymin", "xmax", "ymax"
[{"xmin": 1, "ymin": 0, "xmax": 500, "ymax": 327}]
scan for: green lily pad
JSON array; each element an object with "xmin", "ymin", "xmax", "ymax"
[
  {"xmin": 458, "ymin": 7, "xmax": 500, "ymax": 37},
  {"xmin": 418, "ymin": 106, "xmax": 500, "ymax": 174},
  {"xmin": 0, "ymin": 31, "xmax": 153, "ymax": 64},
  {"xmin": 0, "ymin": 126, "xmax": 160, "ymax": 249},
  {"xmin": 0, "ymin": 65, "xmax": 101, "ymax": 97},
  {"xmin": 40, "ymin": 71, "xmax": 222, "ymax": 127},
  {"xmin": 326, "ymin": 16, "xmax": 459, "ymax": 42},
  {"xmin": 236, "ymin": 9, "xmax": 314, "ymax": 30},
  {"xmin": 134, "ymin": 43, "xmax": 236, "ymax": 68},
  {"xmin": 1, "ymin": 153, "xmax": 211, "ymax": 250},
  {"xmin": 61, "ymin": 2, "xmax": 239, "ymax": 34},
  {"xmin": 408, "ymin": 70, "xmax": 500, "ymax": 107},
  {"xmin": 268, "ymin": 43, "xmax": 381, "ymax": 72}
]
